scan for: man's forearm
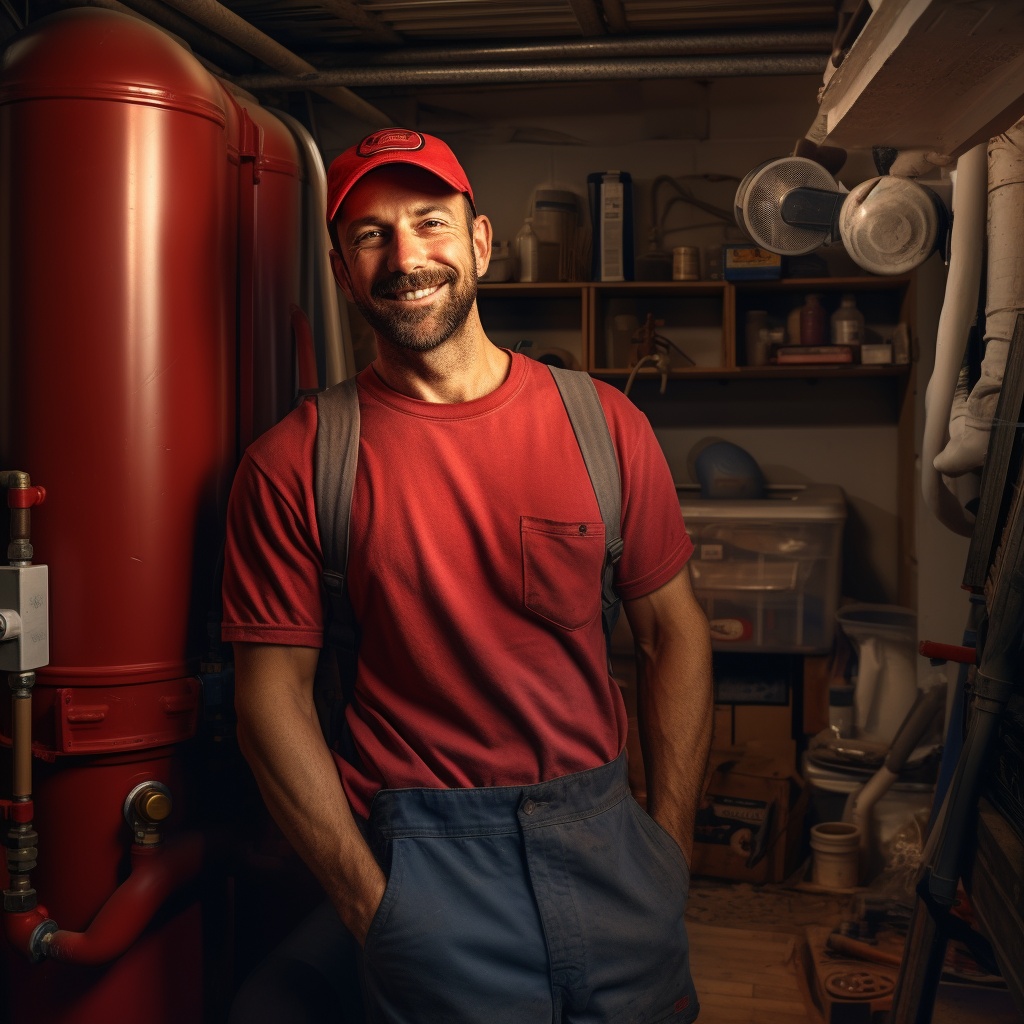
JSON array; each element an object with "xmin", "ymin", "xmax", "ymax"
[
  {"xmin": 233, "ymin": 642, "xmax": 384, "ymax": 943},
  {"xmin": 632, "ymin": 580, "xmax": 713, "ymax": 863}
]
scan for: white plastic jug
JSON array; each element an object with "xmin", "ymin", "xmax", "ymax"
[{"xmin": 837, "ymin": 605, "xmax": 918, "ymax": 745}]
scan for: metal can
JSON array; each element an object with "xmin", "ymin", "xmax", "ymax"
[{"xmin": 672, "ymin": 246, "xmax": 700, "ymax": 281}]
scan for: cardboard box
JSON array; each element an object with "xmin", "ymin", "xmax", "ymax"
[
  {"xmin": 691, "ymin": 747, "xmax": 807, "ymax": 884},
  {"xmin": 733, "ymin": 698, "xmax": 794, "ymax": 764}
]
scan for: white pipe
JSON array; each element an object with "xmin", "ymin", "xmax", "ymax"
[
  {"xmin": 936, "ymin": 118, "xmax": 1024, "ymax": 477},
  {"xmin": 843, "ymin": 765, "xmax": 898, "ymax": 875},
  {"xmin": 272, "ymin": 111, "xmax": 348, "ymax": 387},
  {"xmin": 921, "ymin": 143, "xmax": 987, "ymax": 535}
]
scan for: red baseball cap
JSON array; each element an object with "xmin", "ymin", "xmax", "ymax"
[{"xmin": 326, "ymin": 128, "xmax": 474, "ymax": 227}]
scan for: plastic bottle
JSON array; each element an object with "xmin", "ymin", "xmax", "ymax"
[
  {"xmin": 800, "ymin": 293, "xmax": 825, "ymax": 347},
  {"xmin": 516, "ymin": 218, "xmax": 539, "ymax": 283},
  {"xmin": 831, "ymin": 292, "xmax": 865, "ymax": 349}
]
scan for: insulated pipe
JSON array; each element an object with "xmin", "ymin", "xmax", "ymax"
[
  {"xmin": 921, "ymin": 143, "xmax": 987, "ymax": 535},
  {"xmin": 307, "ymin": 29, "xmax": 834, "ymax": 66},
  {"xmin": 842, "ymin": 684, "xmax": 945, "ymax": 874},
  {"xmin": 235, "ymin": 53, "xmax": 829, "ymax": 92},
  {"xmin": 936, "ymin": 118, "xmax": 1024, "ymax": 477},
  {"xmin": 156, "ymin": 0, "xmax": 391, "ymax": 126},
  {"xmin": 273, "ymin": 109, "xmax": 348, "ymax": 385},
  {"xmin": 33, "ymin": 834, "xmax": 206, "ymax": 965}
]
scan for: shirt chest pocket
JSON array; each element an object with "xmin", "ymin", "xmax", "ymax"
[{"xmin": 521, "ymin": 516, "xmax": 606, "ymax": 631}]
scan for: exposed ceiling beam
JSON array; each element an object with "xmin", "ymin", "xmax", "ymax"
[
  {"xmin": 236, "ymin": 52, "xmax": 828, "ymax": 91},
  {"xmin": 600, "ymin": 0, "xmax": 628, "ymax": 34},
  {"xmin": 306, "ymin": 29, "xmax": 834, "ymax": 68},
  {"xmin": 565, "ymin": 0, "xmax": 606, "ymax": 36},
  {"xmin": 312, "ymin": 0, "xmax": 402, "ymax": 45},
  {"xmin": 158, "ymin": 0, "xmax": 391, "ymax": 125}
]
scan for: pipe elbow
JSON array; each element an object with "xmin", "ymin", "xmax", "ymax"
[
  {"xmin": 43, "ymin": 832, "xmax": 206, "ymax": 966},
  {"xmin": 3, "ymin": 904, "xmax": 57, "ymax": 962}
]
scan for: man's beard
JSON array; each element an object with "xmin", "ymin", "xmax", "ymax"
[{"xmin": 355, "ymin": 264, "xmax": 477, "ymax": 352}]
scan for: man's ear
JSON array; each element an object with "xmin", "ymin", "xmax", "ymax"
[
  {"xmin": 329, "ymin": 248, "xmax": 354, "ymax": 301},
  {"xmin": 472, "ymin": 214, "xmax": 493, "ymax": 280}
]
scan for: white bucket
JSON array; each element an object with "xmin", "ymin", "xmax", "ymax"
[{"xmin": 810, "ymin": 821, "xmax": 861, "ymax": 889}]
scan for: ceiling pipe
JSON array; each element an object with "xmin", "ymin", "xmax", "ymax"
[
  {"xmin": 116, "ymin": 0, "xmax": 255, "ymax": 72},
  {"xmin": 235, "ymin": 52, "xmax": 828, "ymax": 91},
  {"xmin": 157, "ymin": 0, "xmax": 391, "ymax": 125},
  {"xmin": 305, "ymin": 29, "xmax": 834, "ymax": 67},
  {"xmin": 566, "ymin": 0, "xmax": 607, "ymax": 36}
]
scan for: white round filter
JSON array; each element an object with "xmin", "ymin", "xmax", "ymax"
[
  {"xmin": 839, "ymin": 176, "xmax": 940, "ymax": 275},
  {"xmin": 734, "ymin": 156, "xmax": 840, "ymax": 256}
]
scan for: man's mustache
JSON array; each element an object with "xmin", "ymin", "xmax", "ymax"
[{"xmin": 371, "ymin": 267, "xmax": 458, "ymax": 299}]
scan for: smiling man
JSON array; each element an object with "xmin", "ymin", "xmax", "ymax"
[{"xmin": 223, "ymin": 130, "xmax": 713, "ymax": 1024}]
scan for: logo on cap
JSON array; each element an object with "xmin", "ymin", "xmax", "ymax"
[{"xmin": 357, "ymin": 129, "xmax": 426, "ymax": 157}]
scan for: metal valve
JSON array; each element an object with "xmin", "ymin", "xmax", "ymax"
[{"xmin": 123, "ymin": 781, "xmax": 173, "ymax": 845}]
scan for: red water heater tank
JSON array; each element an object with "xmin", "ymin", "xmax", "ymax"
[{"xmin": 0, "ymin": 7, "xmax": 306, "ymax": 1019}]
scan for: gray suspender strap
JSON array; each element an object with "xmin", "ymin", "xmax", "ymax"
[
  {"xmin": 547, "ymin": 365, "xmax": 624, "ymax": 650},
  {"xmin": 314, "ymin": 378, "xmax": 361, "ymax": 744}
]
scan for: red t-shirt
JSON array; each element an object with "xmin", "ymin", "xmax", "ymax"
[{"xmin": 222, "ymin": 353, "xmax": 692, "ymax": 817}]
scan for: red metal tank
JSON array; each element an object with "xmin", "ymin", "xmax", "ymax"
[
  {"xmin": 0, "ymin": 8, "xmax": 235, "ymax": 1020},
  {"xmin": 232, "ymin": 94, "xmax": 304, "ymax": 445}
]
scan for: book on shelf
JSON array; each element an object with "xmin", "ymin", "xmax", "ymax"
[{"xmin": 774, "ymin": 346, "xmax": 854, "ymax": 365}]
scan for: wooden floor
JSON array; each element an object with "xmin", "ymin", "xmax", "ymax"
[{"xmin": 688, "ymin": 922, "xmax": 819, "ymax": 1024}]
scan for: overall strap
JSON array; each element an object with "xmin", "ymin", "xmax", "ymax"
[
  {"xmin": 314, "ymin": 378, "xmax": 361, "ymax": 743},
  {"xmin": 547, "ymin": 365, "xmax": 624, "ymax": 651}
]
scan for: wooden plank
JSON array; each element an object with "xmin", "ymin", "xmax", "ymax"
[
  {"xmin": 699, "ymin": 993, "xmax": 809, "ymax": 1014},
  {"xmin": 811, "ymin": 0, "xmax": 1024, "ymax": 156},
  {"xmin": 698, "ymin": 978, "xmax": 755, "ymax": 998}
]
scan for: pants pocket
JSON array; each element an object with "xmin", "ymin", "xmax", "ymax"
[
  {"xmin": 362, "ymin": 840, "xmax": 406, "ymax": 955},
  {"xmin": 521, "ymin": 516, "xmax": 605, "ymax": 630},
  {"xmin": 629, "ymin": 798, "xmax": 691, "ymax": 893}
]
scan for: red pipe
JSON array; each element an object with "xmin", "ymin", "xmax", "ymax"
[
  {"xmin": 919, "ymin": 640, "xmax": 976, "ymax": 664},
  {"xmin": 32, "ymin": 833, "xmax": 204, "ymax": 966}
]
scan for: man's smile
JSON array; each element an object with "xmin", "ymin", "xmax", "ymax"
[{"xmin": 380, "ymin": 282, "xmax": 446, "ymax": 304}]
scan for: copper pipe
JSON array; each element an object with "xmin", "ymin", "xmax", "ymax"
[{"xmin": 11, "ymin": 690, "xmax": 31, "ymax": 799}]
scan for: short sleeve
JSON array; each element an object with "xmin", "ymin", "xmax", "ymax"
[
  {"xmin": 596, "ymin": 384, "xmax": 693, "ymax": 601},
  {"xmin": 221, "ymin": 401, "xmax": 325, "ymax": 647}
]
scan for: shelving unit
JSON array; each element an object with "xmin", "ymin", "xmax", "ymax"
[
  {"xmin": 478, "ymin": 273, "xmax": 918, "ymax": 607},
  {"xmin": 478, "ymin": 274, "xmax": 914, "ymax": 379}
]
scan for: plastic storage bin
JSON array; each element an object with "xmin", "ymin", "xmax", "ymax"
[{"xmin": 680, "ymin": 484, "xmax": 846, "ymax": 653}]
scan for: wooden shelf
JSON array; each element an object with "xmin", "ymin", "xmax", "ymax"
[{"xmin": 590, "ymin": 364, "xmax": 912, "ymax": 380}]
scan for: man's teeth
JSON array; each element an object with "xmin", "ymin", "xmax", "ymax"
[{"xmin": 394, "ymin": 284, "xmax": 441, "ymax": 301}]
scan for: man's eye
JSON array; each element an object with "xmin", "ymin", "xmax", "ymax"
[
  {"xmin": 356, "ymin": 230, "xmax": 383, "ymax": 242},
  {"xmin": 423, "ymin": 220, "xmax": 444, "ymax": 228}
]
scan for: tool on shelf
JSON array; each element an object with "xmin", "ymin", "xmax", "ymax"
[{"xmin": 624, "ymin": 313, "xmax": 694, "ymax": 396}]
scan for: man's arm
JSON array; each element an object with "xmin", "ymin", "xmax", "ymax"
[
  {"xmin": 623, "ymin": 567, "xmax": 713, "ymax": 864},
  {"xmin": 233, "ymin": 641, "xmax": 385, "ymax": 944}
]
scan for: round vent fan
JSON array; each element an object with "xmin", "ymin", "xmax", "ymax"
[
  {"xmin": 839, "ymin": 175, "xmax": 946, "ymax": 275},
  {"xmin": 734, "ymin": 157, "xmax": 843, "ymax": 256}
]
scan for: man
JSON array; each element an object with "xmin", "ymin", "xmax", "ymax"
[{"xmin": 223, "ymin": 129, "xmax": 713, "ymax": 1024}]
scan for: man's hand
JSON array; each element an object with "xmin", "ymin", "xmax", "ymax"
[
  {"xmin": 623, "ymin": 567, "xmax": 713, "ymax": 865},
  {"xmin": 233, "ymin": 642, "xmax": 386, "ymax": 945}
]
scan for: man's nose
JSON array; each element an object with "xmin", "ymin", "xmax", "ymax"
[{"xmin": 387, "ymin": 227, "xmax": 430, "ymax": 276}]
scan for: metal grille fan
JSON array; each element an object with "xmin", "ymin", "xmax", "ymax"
[{"xmin": 735, "ymin": 157, "xmax": 842, "ymax": 256}]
